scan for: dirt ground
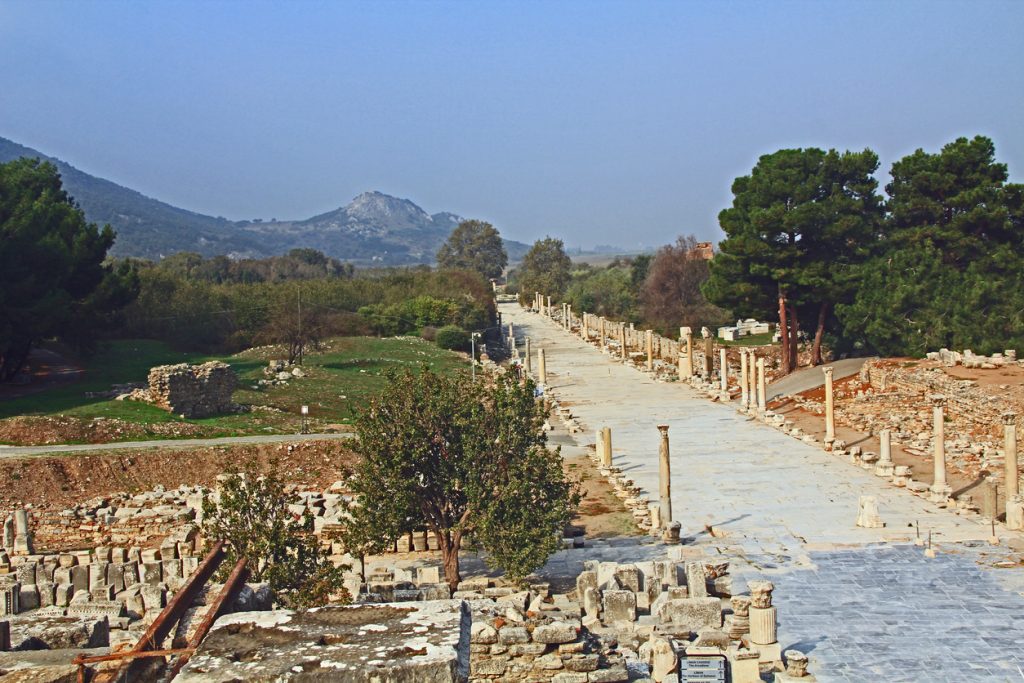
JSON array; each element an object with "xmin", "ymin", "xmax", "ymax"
[
  {"xmin": 563, "ymin": 449, "xmax": 640, "ymax": 539},
  {"xmin": 0, "ymin": 439, "xmax": 356, "ymax": 511},
  {"xmin": 770, "ymin": 359, "xmax": 1024, "ymax": 508},
  {"xmin": 0, "ymin": 415, "xmax": 218, "ymax": 446}
]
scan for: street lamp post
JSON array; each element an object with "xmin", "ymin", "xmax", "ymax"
[
  {"xmin": 300, "ymin": 404, "xmax": 309, "ymax": 434},
  {"xmin": 471, "ymin": 332, "xmax": 481, "ymax": 381}
]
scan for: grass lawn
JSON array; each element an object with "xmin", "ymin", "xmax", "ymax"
[
  {"xmin": 0, "ymin": 336, "xmax": 467, "ymax": 438},
  {"xmin": 719, "ymin": 332, "xmax": 775, "ymax": 347}
]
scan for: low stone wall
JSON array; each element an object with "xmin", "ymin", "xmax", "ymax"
[{"xmin": 147, "ymin": 362, "xmax": 237, "ymax": 418}]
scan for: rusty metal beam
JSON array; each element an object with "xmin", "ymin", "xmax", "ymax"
[
  {"xmin": 86, "ymin": 540, "xmax": 227, "ymax": 683},
  {"xmin": 166, "ymin": 556, "xmax": 248, "ymax": 680}
]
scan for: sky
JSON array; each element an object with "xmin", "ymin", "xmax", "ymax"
[{"xmin": 1, "ymin": 0, "xmax": 1022, "ymax": 250}]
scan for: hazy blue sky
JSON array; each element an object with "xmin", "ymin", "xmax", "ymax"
[{"xmin": 1, "ymin": 0, "xmax": 1022, "ymax": 249}]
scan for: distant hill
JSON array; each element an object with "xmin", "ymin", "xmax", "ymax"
[{"xmin": 0, "ymin": 136, "xmax": 529, "ymax": 264}]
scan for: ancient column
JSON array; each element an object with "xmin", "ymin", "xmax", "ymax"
[
  {"xmin": 619, "ymin": 324, "xmax": 627, "ymax": 363},
  {"xmin": 508, "ymin": 322, "xmax": 514, "ymax": 340},
  {"xmin": 740, "ymin": 350, "xmax": 749, "ymax": 408},
  {"xmin": 683, "ymin": 328, "xmax": 694, "ymax": 378},
  {"xmin": 599, "ymin": 317, "xmax": 606, "ymax": 351},
  {"xmin": 538, "ymin": 348, "xmax": 547, "ymax": 385},
  {"xmin": 719, "ymin": 348, "xmax": 728, "ymax": 391},
  {"xmin": 646, "ymin": 330, "xmax": 654, "ymax": 371},
  {"xmin": 1004, "ymin": 412, "xmax": 1018, "ymax": 501},
  {"xmin": 567, "ymin": 305, "xmax": 572, "ymax": 332},
  {"xmin": 702, "ymin": 328, "xmax": 713, "ymax": 380},
  {"xmin": 602, "ymin": 427, "xmax": 613, "ymax": 468},
  {"xmin": 658, "ymin": 425, "xmax": 672, "ymax": 527},
  {"xmin": 1004, "ymin": 412, "xmax": 1022, "ymax": 529},
  {"xmin": 546, "ymin": 296, "xmax": 551, "ymax": 315},
  {"xmin": 930, "ymin": 395, "xmax": 951, "ymax": 502},
  {"xmin": 747, "ymin": 580, "xmax": 777, "ymax": 647},
  {"xmin": 875, "ymin": 428, "xmax": 895, "ymax": 476},
  {"xmin": 12, "ymin": 509, "xmax": 32, "ymax": 556},
  {"xmin": 748, "ymin": 351, "xmax": 757, "ymax": 406},
  {"xmin": 524, "ymin": 338, "xmax": 532, "ymax": 375},
  {"xmin": 756, "ymin": 357, "xmax": 767, "ymax": 411},
  {"xmin": 823, "ymin": 366, "xmax": 836, "ymax": 442}
]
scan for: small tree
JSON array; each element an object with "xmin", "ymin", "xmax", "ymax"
[
  {"xmin": 202, "ymin": 459, "xmax": 348, "ymax": 608},
  {"xmin": 517, "ymin": 237, "xmax": 572, "ymax": 305},
  {"xmin": 345, "ymin": 368, "xmax": 580, "ymax": 590},
  {"xmin": 436, "ymin": 219, "xmax": 508, "ymax": 280}
]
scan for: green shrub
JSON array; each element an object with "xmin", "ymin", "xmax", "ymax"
[{"xmin": 435, "ymin": 325, "xmax": 470, "ymax": 351}]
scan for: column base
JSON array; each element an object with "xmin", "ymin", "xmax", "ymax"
[{"xmin": 929, "ymin": 484, "xmax": 952, "ymax": 504}]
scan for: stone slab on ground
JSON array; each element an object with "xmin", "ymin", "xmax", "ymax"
[{"xmin": 176, "ymin": 600, "xmax": 470, "ymax": 682}]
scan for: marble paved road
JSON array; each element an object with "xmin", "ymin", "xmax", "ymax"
[{"xmin": 503, "ymin": 304, "xmax": 1024, "ymax": 682}]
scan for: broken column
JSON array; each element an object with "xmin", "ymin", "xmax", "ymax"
[
  {"xmin": 619, "ymin": 324, "xmax": 627, "ymax": 363},
  {"xmin": 538, "ymin": 348, "xmax": 547, "ymax": 385},
  {"xmin": 875, "ymin": 429, "xmax": 895, "ymax": 477},
  {"xmin": 823, "ymin": 366, "xmax": 835, "ymax": 443},
  {"xmin": 599, "ymin": 317, "xmax": 606, "ymax": 351},
  {"xmin": 1005, "ymin": 412, "xmax": 1023, "ymax": 530},
  {"xmin": 748, "ymin": 580, "xmax": 779, "ymax": 661},
  {"xmin": 930, "ymin": 394, "xmax": 952, "ymax": 503},
  {"xmin": 12, "ymin": 509, "xmax": 32, "ymax": 556},
  {"xmin": 1, "ymin": 516, "xmax": 12, "ymax": 552},
  {"xmin": 658, "ymin": 425, "xmax": 672, "ymax": 528},
  {"xmin": 646, "ymin": 330, "xmax": 654, "ymax": 371},
  {"xmin": 682, "ymin": 327, "xmax": 694, "ymax": 378},
  {"xmin": 727, "ymin": 595, "xmax": 751, "ymax": 640},
  {"xmin": 856, "ymin": 495, "xmax": 883, "ymax": 528},
  {"xmin": 756, "ymin": 357, "xmax": 767, "ymax": 412},
  {"xmin": 701, "ymin": 328, "xmax": 713, "ymax": 380},
  {"xmin": 524, "ymin": 338, "xmax": 532, "ymax": 374},
  {"xmin": 602, "ymin": 427, "xmax": 613, "ymax": 468},
  {"xmin": 720, "ymin": 348, "xmax": 728, "ymax": 392}
]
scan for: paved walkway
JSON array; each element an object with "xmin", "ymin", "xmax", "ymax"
[
  {"xmin": 0, "ymin": 432, "xmax": 352, "ymax": 458},
  {"xmin": 503, "ymin": 304, "xmax": 1024, "ymax": 682}
]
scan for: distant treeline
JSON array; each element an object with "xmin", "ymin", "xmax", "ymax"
[{"xmin": 116, "ymin": 252, "xmax": 496, "ymax": 353}]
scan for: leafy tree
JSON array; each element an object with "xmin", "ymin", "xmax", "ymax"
[
  {"xmin": 837, "ymin": 136, "xmax": 1024, "ymax": 356},
  {"xmin": 202, "ymin": 459, "xmax": 348, "ymax": 608},
  {"xmin": 436, "ymin": 219, "xmax": 508, "ymax": 280},
  {"xmin": 344, "ymin": 368, "xmax": 580, "ymax": 590},
  {"xmin": 517, "ymin": 237, "xmax": 572, "ymax": 305},
  {"xmin": 641, "ymin": 235, "xmax": 730, "ymax": 335},
  {"xmin": 566, "ymin": 266, "xmax": 636, "ymax": 321},
  {"xmin": 257, "ymin": 283, "xmax": 325, "ymax": 364},
  {"xmin": 0, "ymin": 158, "xmax": 135, "ymax": 381},
  {"xmin": 703, "ymin": 148, "xmax": 882, "ymax": 372}
]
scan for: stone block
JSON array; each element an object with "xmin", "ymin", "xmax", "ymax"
[
  {"xmin": 141, "ymin": 562, "xmax": 162, "ymax": 585},
  {"xmin": 18, "ymin": 584, "xmax": 39, "ymax": 611},
  {"xmin": 473, "ymin": 657, "xmax": 508, "ymax": 676},
  {"xmin": 657, "ymin": 598, "xmax": 721, "ymax": 629},
  {"xmin": 55, "ymin": 583, "xmax": 74, "ymax": 607},
  {"xmin": 614, "ymin": 564, "xmax": 640, "ymax": 592},
  {"xmin": 588, "ymin": 665, "xmax": 629, "ymax": 682},
  {"xmin": 602, "ymin": 590, "xmax": 636, "ymax": 624},
  {"xmin": 497, "ymin": 625, "xmax": 529, "ymax": 644},
  {"xmin": 552, "ymin": 674, "xmax": 589, "ymax": 683},
  {"xmin": 684, "ymin": 562, "xmax": 708, "ymax": 598},
  {"xmin": 533, "ymin": 620, "xmax": 579, "ymax": 644}
]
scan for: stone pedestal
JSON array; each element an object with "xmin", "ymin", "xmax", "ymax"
[
  {"xmin": 1007, "ymin": 495, "xmax": 1024, "ymax": 531},
  {"xmin": 12, "ymin": 510, "xmax": 32, "ymax": 556}
]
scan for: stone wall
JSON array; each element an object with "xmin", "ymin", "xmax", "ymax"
[{"xmin": 147, "ymin": 362, "xmax": 237, "ymax": 418}]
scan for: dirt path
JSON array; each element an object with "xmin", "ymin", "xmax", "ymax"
[{"xmin": 0, "ymin": 432, "xmax": 352, "ymax": 458}]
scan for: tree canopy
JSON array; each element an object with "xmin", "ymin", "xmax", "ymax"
[
  {"xmin": 703, "ymin": 147, "xmax": 882, "ymax": 372},
  {"xmin": 344, "ymin": 368, "xmax": 580, "ymax": 590},
  {"xmin": 516, "ymin": 237, "xmax": 572, "ymax": 304},
  {"xmin": 641, "ymin": 236, "xmax": 730, "ymax": 335},
  {"xmin": 0, "ymin": 158, "xmax": 137, "ymax": 381},
  {"xmin": 436, "ymin": 219, "xmax": 508, "ymax": 280},
  {"xmin": 836, "ymin": 136, "xmax": 1024, "ymax": 356}
]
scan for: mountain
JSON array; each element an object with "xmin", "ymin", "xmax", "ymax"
[{"xmin": 0, "ymin": 136, "xmax": 529, "ymax": 265}]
